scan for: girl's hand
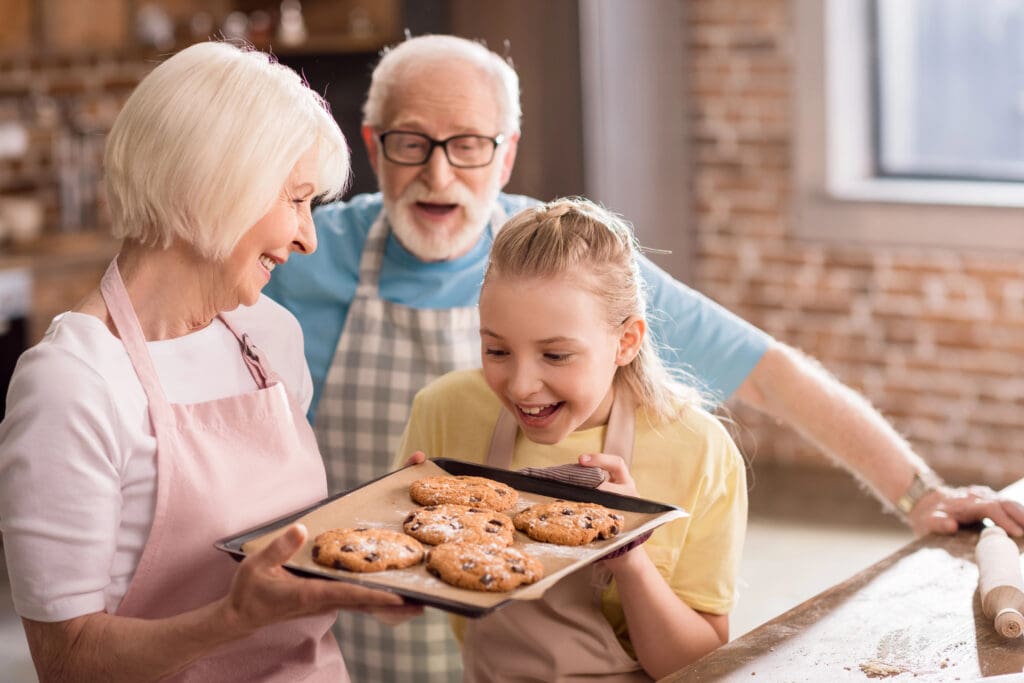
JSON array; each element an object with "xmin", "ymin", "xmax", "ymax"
[
  {"xmin": 222, "ymin": 523, "xmax": 416, "ymax": 635},
  {"xmin": 403, "ymin": 451, "xmax": 427, "ymax": 467},
  {"xmin": 578, "ymin": 452, "xmax": 638, "ymax": 497}
]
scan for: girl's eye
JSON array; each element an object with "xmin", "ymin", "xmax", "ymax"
[
  {"xmin": 484, "ymin": 348, "xmax": 508, "ymax": 358},
  {"xmin": 544, "ymin": 352, "xmax": 571, "ymax": 362}
]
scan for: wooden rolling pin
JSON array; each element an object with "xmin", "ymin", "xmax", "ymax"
[{"xmin": 976, "ymin": 526, "xmax": 1024, "ymax": 638}]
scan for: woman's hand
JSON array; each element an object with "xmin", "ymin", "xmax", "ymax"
[
  {"xmin": 221, "ymin": 523, "xmax": 417, "ymax": 635},
  {"xmin": 578, "ymin": 452, "xmax": 638, "ymax": 497}
]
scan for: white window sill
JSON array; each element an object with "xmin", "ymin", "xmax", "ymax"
[{"xmin": 831, "ymin": 178, "xmax": 1024, "ymax": 210}]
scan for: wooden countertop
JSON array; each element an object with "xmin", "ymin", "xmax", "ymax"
[{"xmin": 662, "ymin": 479, "xmax": 1024, "ymax": 682}]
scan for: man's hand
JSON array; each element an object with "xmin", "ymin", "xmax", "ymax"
[{"xmin": 908, "ymin": 486, "xmax": 1024, "ymax": 537}]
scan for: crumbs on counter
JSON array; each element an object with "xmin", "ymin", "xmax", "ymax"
[{"xmin": 858, "ymin": 660, "xmax": 907, "ymax": 678}]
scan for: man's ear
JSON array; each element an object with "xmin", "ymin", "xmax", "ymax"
[
  {"xmin": 362, "ymin": 124, "xmax": 380, "ymax": 175},
  {"xmin": 615, "ymin": 317, "xmax": 646, "ymax": 367},
  {"xmin": 498, "ymin": 132, "xmax": 520, "ymax": 187}
]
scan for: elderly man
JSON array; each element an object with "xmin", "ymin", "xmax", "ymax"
[{"xmin": 265, "ymin": 34, "xmax": 1024, "ymax": 683}]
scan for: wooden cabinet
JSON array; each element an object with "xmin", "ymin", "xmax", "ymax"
[
  {"xmin": 0, "ymin": 232, "xmax": 119, "ymax": 343},
  {"xmin": 234, "ymin": 0, "xmax": 403, "ymax": 55},
  {"xmin": 0, "ymin": 0, "xmax": 402, "ymax": 57}
]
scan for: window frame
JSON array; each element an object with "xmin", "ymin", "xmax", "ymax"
[{"xmin": 793, "ymin": 0, "xmax": 1024, "ymax": 251}]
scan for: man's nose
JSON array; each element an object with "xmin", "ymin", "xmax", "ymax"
[{"xmin": 419, "ymin": 145, "xmax": 456, "ymax": 190}]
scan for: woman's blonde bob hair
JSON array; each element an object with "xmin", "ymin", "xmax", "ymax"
[
  {"xmin": 485, "ymin": 197, "xmax": 702, "ymax": 425},
  {"xmin": 104, "ymin": 41, "xmax": 349, "ymax": 261}
]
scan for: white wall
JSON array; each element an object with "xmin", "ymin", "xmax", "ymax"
[{"xmin": 579, "ymin": 0, "xmax": 693, "ymax": 279}]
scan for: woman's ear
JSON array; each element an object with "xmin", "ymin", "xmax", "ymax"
[{"xmin": 615, "ymin": 317, "xmax": 645, "ymax": 367}]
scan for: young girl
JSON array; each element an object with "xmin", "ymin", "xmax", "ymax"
[{"xmin": 396, "ymin": 197, "xmax": 747, "ymax": 681}]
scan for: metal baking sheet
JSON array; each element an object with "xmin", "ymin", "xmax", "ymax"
[{"xmin": 215, "ymin": 458, "xmax": 687, "ymax": 618}]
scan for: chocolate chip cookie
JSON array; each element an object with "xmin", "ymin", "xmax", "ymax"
[
  {"xmin": 513, "ymin": 500, "xmax": 625, "ymax": 545},
  {"xmin": 402, "ymin": 504, "xmax": 515, "ymax": 546},
  {"xmin": 409, "ymin": 475, "xmax": 518, "ymax": 511},
  {"xmin": 425, "ymin": 542, "xmax": 544, "ymax": 592},
  {"xmin": 312, "ymin": 527, "xmax": 424, "ymax": 572}
]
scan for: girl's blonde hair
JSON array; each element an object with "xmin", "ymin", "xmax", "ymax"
[
  {"xmin": 485, "ymin": 197, "xmax": 701, "ymax": 424},
  {"xmin": 104, "ymin": 41, "xmax": 350, "ymax": 261}
]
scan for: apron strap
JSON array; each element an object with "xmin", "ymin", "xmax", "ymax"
[
  {"xmin": 486, "ymin": 407, "xmax": 519, "ymax": 470},
  {"xmin": 603, "ymin": 388, "xmax": 636, "ymax": 469},
  {"xmin": 218, "ymin": 313, "xmax": 277, "ymax": 389},
  {"xmin": 354, "ymin": 212, "xmax": 388, "ymax": 297},
  {"xmin": 100, "ymin": 257, "xmax": 172, "ymax": 420}
]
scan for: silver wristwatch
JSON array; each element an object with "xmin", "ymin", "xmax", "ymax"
[{"xmin": 896, "ymin": 471, "xmax": 941, "ymax": 516}]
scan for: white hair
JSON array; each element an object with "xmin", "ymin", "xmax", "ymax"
[
  {"xmin": 104, "ymin": 41, "xmax": 350, "ymax": 261},
  {"xmin": 363, "ymin": 34, "xmax": 521, "ymax": 134}
]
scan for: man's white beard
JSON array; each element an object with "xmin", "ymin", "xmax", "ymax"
[{"xmin": 381, "ymin": 180, "xmax": 497, "ymax": 262}]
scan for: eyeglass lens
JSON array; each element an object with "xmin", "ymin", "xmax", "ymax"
[{"xmin": 382, "ymin": 132, "xmax": 498, "ymax": 168}]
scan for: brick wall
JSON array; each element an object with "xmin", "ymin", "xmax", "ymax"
[{"xmin": 688, "ymin": 0, "xmax": 1024, "ymax": 488}]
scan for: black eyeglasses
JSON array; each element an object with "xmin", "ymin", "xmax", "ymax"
[{"xmin": 378, "ymin": 130, "xmax": 505, "ymax": 168}]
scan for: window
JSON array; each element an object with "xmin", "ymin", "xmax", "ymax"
[
  {"xmin": 874, "ymin": 0, "xmax": 1024, "ymax": 183},
  {"xmin": 794, "ymin": 0, "xmax": 1024, "ymax": 250}
]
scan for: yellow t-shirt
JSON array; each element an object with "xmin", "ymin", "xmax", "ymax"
[{"xmin": 394, "ymin": 369, "xmax": 747, "ymax": 657}]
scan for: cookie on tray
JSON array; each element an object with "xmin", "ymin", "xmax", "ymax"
[
  {"xmin": 409, "ymin": 475, "xmax": 518, "ymax": 511},
  {"xmin": 425, "ymin": 542, "xmax": 544, "ymax": 592},
  {"xmin": 312, "ymin": 527, "xmax": 424, "ymax": 572},
  {"xmin": 403, "ymin": 504, "xmax": 515, "ymax": 546},
  {"xmin": 513, "ymin": 500, "xmax": 625, "ymax": 545}
]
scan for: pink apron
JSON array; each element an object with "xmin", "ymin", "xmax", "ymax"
[
  {"xmin": 463, "ymin": 391, "xmax": 651, "ymax": 682},
  {"xmin": 101, "ymin": 258, "xmax": 346, "ymax": 682}
]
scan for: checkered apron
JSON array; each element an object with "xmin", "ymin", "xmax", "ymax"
[{"xmin": 315, "ymin": 207, "xmax": 505, "ymax": 683}]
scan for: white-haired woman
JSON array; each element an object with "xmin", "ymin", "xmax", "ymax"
[{"xmin": 0, "ymin": 41, "xmax": 415, "ymax": 682}]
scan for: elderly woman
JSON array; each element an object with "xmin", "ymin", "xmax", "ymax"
[{"xmin": 0, "ymin": 42, "xmax": 414, "ymax": 681}]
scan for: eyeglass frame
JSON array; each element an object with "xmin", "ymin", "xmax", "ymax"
[{"xmin": 376, "ymin": 130, "xmax": 507, "ymax": 169}]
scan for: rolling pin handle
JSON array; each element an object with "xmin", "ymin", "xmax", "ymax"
[
  {"xmin": 977, "ymin": 525, "xmax": 1024, "ymax": 638},
  {"xmin": 994, "ymin": 608, "xmax": 1024, "ymax": 639}
]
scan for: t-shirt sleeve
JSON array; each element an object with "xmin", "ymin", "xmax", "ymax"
[
  {"xmin": 640, "ymin": 256, "xmax": 771, "ymax": 405},
  {"xmin": 0, "ymin": 345, "xmax": 124, "ymax": 621},
  {"xmin": 669, "ymin": 420, "xmax": 748, "ymax": 615}
]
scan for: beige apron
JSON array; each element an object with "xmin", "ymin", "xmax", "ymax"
[
  {"xmin": 463, "ymin": 391, "xmax": 650, "ymax": 682},
  {"xmin": 315, "ymin": 207, "xmax": 505, "ymax": 682},
  {"xmin": 102, "ymin": 258, "xmax": 345, "ymax": 682}
]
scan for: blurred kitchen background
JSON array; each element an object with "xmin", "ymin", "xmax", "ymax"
[{"xmin": 2, "ymin": 0, "xmax": 1024, "ymax": 677}]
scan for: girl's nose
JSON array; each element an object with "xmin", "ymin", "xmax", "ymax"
[{"xmin": 508, "ymin": 361, "xmax": 540, "ymax": 399}]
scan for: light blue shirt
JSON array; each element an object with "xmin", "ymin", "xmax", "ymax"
[{"xmin": 264, "ymin": 192, "xmax": 770, "ymax": 419}]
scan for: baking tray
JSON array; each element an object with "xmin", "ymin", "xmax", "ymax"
[{"xmin": 215, "ymin": 458, "xmax": 688, "ymax": 618}]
